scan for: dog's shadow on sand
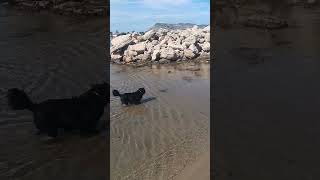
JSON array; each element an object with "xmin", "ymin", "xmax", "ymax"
[{"xmin": 141, "ymin": 97, "xmax": 156, "ymax": 104}]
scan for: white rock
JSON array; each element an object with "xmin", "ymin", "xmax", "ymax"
[
  {"xmin": 189, "ymin": 44, "xmax": 199, "ymax": 54},
  {"xmin": 167, "ymin": 43, "xmax": 184, "ymax": 50},
  {"xmin": 127, "ymin": 50, "xmax": 138, "ymax": 56},
  {"xmin": 203, "ymin": 25, "xmax": 210, "ymax": 32},
  {"xmin": 146, "ymin": 42, "xmax": 153, "ymax": 50},
  {"xmin": 204, "ymin": 33, "xmax": 210, "ymax": 42},
  {"xmin": 142, "ymin": 51, "xmax": 152, "ymax": 61},
  {"xmin": 192, "ymin": 25, "xmax": 198, "ymax": 30},
  {"xmin": 154, "ymin": 44, "xmax": 161, "ymax": 50},
  {"xmin": 111, "ymin": 54, "xmax": 122, "ymax": 61},
  {"xmin": 184, "ymin": 49, "xmax": 196, "ymax": 59},
  {"xmin": 151, "ymin": 40, "xmax": 158, "ymax": 45},
  {"xmin": 111, "ymin": 34, "xmax": 131, "ymax": 47},
  {"xmin": 142, "ymin": 30, "xmax": 156, "ymax": 41},
  {"xmin": 151, "ymin": 50, "xmax": 160, "ymax": 61},
  {"xmin": 201, "ymin": 42, "xmax": 210, "ymax": 52},
  {"xmin": 133, "ymin": 54, "xmax": 144, "ymax": 61},
  {"xmin": 199, "ymin": 38, "xmax": 205, "ymax": 43},
  {"xmin": 180, "ymin": 30, "xmax": 191, "ymax": 38},
  {"xmin": 183, "ymin": 35, "xmax": 197, "ymax": 47},
  {"xmin": 124, "ymin": 55, "xmax": 133, "ymax": 63},
  {"xmin": 160, "ymin": 47, "xmax": 178, "ymax": 61},
  {"xmin": 128, "ymin": 42, "xmax": 146, "ymax": 54},
  {"xmin": 159, "ymin": 36, "xmax": 169, "ymax": 46},
  {"xmin": 133, "ymin": 39, "xmax": 139, "ymax": 44},
  {"xmin": 110, "ymin": 34, "xmax": 134, "ymax": 53}
]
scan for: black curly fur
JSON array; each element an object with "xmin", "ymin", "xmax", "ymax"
[
  {"xmin": 7, "ymin": 83, "xmax": 109, "ymax": 138},
  {"xmin": 112, "ymin": 88, "xmax": 145, "ymax": 105}
]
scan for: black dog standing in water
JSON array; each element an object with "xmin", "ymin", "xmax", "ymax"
[
  {"xmin": 112, "ymin": 88, "xmax": 145, "ymax": 105},
  {"xmin": 7, "ymin": 83, "xmax": 109, "ymax": 138}
]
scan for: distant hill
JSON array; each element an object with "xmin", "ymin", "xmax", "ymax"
[{"xmin": 148, "ymin": 23, "xmax": 208, "ymax": 31}]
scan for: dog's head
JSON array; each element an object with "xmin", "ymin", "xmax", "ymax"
[
  {"xmin": 90, "ymin": 82, "xmax": 110, "ymax": 100},
  {"xmin": 137, "ymin": 88, "xmax": 145, "ymax": 95}
]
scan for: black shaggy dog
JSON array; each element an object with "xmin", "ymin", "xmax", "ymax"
[
  {"xmin": 112, "ymin": 88, "xmax": 145, "ymax": 105},
  {"xmin": 7, "ymin": 82, "xmax": 109, "ymax": 138}
]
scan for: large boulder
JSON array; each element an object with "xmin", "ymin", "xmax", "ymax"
[
  {"xmin": 142, "ymin": 51, "xmax": 152, "ymax": 61},
  {"xmin": 156, "ymin": 28, "xmax": 168, "ymax": 37},
  {"xmin": 168, "ymin": 43, "xmax": 184, "ymax": 51},
  {"xmin": 151, "ymin": 50, "xmax": 160, "ymax": 61},
  {"xmin": 133, "ymin": 54, "xmax": 144, "ymax": 61},
  {"xmin": 142, "ymin": 29, "xmax": 156, "ymax": 41},
  {"xmin": 200, "ymin": 42, "xmax": 210, "ymax": 52},
  {"xmin": 111, "ymin": 53, "xmax": 123, "ymax": 61},
  {"xmin": 159, "ymin": 36, "xmax": 169, "ymax": 46},
  {"xmin": 160, "ymin": 47, "xmax": 178, "ymax": 61},
  {"xmin": 189, "ymin": 44, "xmax": 199, "ymax": 54},
  {"xmin": 151, "ymin": 40, "xmax": 158, "ymax": 45},
  {"xmin": 111, "ymin": 34, "xmax": 134, "ymax": 53},
  {"xmin": 184, "ymin": 49, "xmax": 196, "ymax": 59},
  {"xmin": 124, "ymin": 55, "xmax": 133, "ymax": 63},
  {"xmin": 128, "ymin": 42, "xmax": 146, "ymax": 54},
  {"xmin": 154, "ymin": 44, "xmax": 161, "ymax": 50},
  {"xmin": 183, "ymin": 35, "xmax": 197, "ymax": 47},
  {"xmin": 111, "ymin": 34, "xmax": 131, "ymax": 47}
]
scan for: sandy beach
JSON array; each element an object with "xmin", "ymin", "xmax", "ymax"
[
  {"xmin": 110, "ymin": 63, "xmax": 210, "ymax": 179},
  {"xmin": 213, "ymin": 4, "xmax": 320, "ymax": 179},
  {"xmin": 0, "ymin": 5, "xmax": 108, "ymax": 179}
]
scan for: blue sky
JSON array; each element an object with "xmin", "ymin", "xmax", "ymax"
[{"xmin": 111, "ymin": 0, "xmax": 210, "ymax": 32}]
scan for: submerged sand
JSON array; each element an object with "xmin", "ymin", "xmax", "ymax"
[{"xmin": 110, "ymin": 63, "xmax": 210, "ymax": 180}]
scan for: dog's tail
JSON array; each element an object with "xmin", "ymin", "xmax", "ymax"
[
  {"xmin": 7, "ymin": 88, "xmax": 35, "ymax": 111},
  {"xmin": 112, "ymin": 89, "xmax": 121, "ymax": 96}
]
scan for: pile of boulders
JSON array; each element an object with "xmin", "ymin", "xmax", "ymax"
[
  {"xmin": 110, "ymin": 25, "xmax": 210, "ymax": 65},
  {"xmin": 10, "ymin": 0, "xmax": 107, "ymax": 16}
]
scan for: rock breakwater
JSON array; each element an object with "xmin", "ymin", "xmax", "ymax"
[{"xmin": 110, "ymin": 25, "xmax": 210, "ymax": 65}]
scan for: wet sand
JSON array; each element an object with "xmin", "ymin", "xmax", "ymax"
[
  {"xmin": 0, "ymin": 5, "xmax": 108, "ymax": 180},
  {"xmin": 214, "ymin": 4, "xmax": 320, "ymax": 180},
  {"xmin": 110, "ymin": 63, "xmax": 210, "ymax": 179},
  {"xmin": 174, "ymin": 151, "xmax": 210, "ymax": 180}
]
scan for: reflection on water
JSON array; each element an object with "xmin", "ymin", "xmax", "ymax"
[
  {"xmin": 110, "ymin": 63, "xmax": 210, "ymax": 179},
  {"xmin": 0, "ymin": 4, "xmax": 107, "ymax": 180}
]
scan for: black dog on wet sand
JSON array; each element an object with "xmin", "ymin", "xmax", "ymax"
[
  {"xmin": 112, "ymin": 88, "xmax": 145, "ymax": 105},
  {"xmin": 7, "ymin": 82, "xmax": 109, "ymax": 138}
]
